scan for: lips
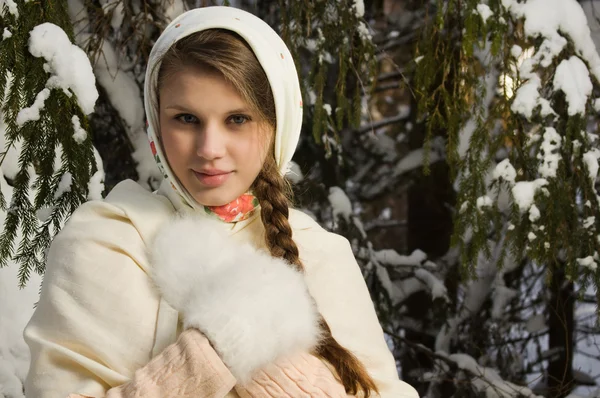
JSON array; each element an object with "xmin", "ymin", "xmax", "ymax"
[
  {"xmin": 198, "ymin": 168, "xmax": 230, "ymax": 176},
  {"xmin": 192, "ymin": 169, "xmax": 232, "ymax": 187}
]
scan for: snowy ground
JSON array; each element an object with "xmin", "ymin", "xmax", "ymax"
[{"xmin": 0, "ymin": 263, "xmax": 39, "ymax": 398}]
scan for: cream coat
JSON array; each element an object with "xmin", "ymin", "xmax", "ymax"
[{"xmin": 24, "ymin": 180, "xmax": 418, "ymax": 398}]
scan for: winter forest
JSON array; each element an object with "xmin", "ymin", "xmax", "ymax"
[{"xmin": 0, "ymin": 0, "xmax": 600, "ymax": 397}]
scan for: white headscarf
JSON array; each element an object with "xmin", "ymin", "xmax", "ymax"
[{"xmin": 144, "ymin": 6, "xmax": 303, "ymax": 210}]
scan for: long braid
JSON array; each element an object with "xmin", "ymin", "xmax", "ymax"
[{"xmin": 253, "ymin": 156, "xmax": 379, "ymax": 397}]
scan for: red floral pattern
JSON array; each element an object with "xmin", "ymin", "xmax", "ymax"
[{"xmin": 207, "ymin": 194, "xmax": 259, "ymax": 223}]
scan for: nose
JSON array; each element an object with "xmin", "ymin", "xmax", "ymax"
[{"xmin": 196, "ymin": 120, "xmax": 226, "ymax": 160}]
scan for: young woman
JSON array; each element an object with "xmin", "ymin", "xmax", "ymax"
[{"xmin": 23, "ymin": 6, "xmax": 418, "ymax": 398}]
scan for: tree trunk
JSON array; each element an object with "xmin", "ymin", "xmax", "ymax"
[
  {"xmin": 401, "ymin": 90, "xmax": 455, "ymax": 394},
  {"xmin": 546, "ymin": 263, "xmax": 575, "ymax": 398}
]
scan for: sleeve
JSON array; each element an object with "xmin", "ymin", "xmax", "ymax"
[
  {"xmin": 23, "ymin": 201, "xmax": 191, "ymax": 397},
  {"xmin": 235, "ymin": 352, "xmax": 350, "ymax": 398},
  {"xmin": 297, "ymin": 231, "xmax": 419, "ymax": 398},
  {"xmin": 68, "ymin": 329, "xmax": 235, "ymax": 398}
]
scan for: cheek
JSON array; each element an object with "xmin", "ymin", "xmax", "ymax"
[
  {"xmin": 238, "ymin": 134, "xmax": 269, "ymax": 171},
  {"xmin": 161, "ymin": 126, "xmax": 192, "ymax": 163}
]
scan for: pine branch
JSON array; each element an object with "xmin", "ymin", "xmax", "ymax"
[{"xmin": 0, "ymin": 0, "xmax": 97, "ymax": 286}]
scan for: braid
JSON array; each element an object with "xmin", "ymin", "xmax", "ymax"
[
  {"xmin": 253, "ymin": 156, "xmax": 379, "ymax": 397},
  {"xmin": 253, "ymin": 156, "xmax": 300, "ymax": 269}
]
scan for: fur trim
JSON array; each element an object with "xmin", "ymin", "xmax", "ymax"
[{"xmin": 149, "ymin": 216, "xmax": 322, "ymax": 383}]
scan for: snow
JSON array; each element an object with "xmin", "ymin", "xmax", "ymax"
[
  {"xmin": 0, "ymin": 0, "xmax": 18, "ymax": 17},
  {"xmin": 71, "ymin": 115, "xmax": 87, "ymax": 144},
  {"xmin": 357, "ymin": 21, "xmax": 372, "ymax": 41},
  {"xmin": 92, "ymin": 41, "xmax": 142, "ymax": 130},
  {"xmin": 132, "ymin": 134, "xmax": 161, "ymax": 189},
  {"xmin": 447, "ymin": 352, "xmax": 543, "ymax": 397},
  {"xmin": 577, "ymin": 256, "xmax": 598, "ymax": 271},
  {"xmin": 528, "ymin": 232, "xmax": 537, "ymax": 241},
  {"xmin": 506, "ymin": 0, "xmax": 600, "ymax": 121},
  {"xmin": 323, "ymin": 103, "xmax": 332, "ymax": 116},
  {"xmin": 93, "ymin": 39, "xmax": 160, "ymax": 188},
  {"xmin": 584, "ymin": 216, "xmax": 595, "ymax": 229},
  {"xmin": 0, "ymin": 176, "xmax": 41, "ymax": 398},
  {"xmin": 492, "ymin": 286, "xmax": 518, "ymax": 319},
  {"xmin": 353, "ymin": 0, "xmax": 365, "ymax": 17},
  {"xmin": 583, "ymin": 150, "xmax": 600, "ymax": 182},
  {"xmin": 285, "ymin": 160, "xmax": 303, "ymax": 184},
  {"xmin": 511, "ymin": 45, "xmax": 523, "ymax": 58},
  {"xmin": 458, "ymin": 57, "xmax": 498, "ymax": 159},
  {"xmin": 476, "ymin": 4, "xmax": 494, "ymax": 23},
  {"xmin": 328, "ymin": 186, "xmax": 352, "ymax": 223},
  {"xmin": 436, "ymin": 249, "xmax": 501, "ymax": 353},
  {"xmin": 370, "ymin": 248, "xmax": 427, "ymax": 267},
  {"xmin": 526, "ymin": 313, "xmax": 546, "ymax": 333},
  {"xmin": 477, "ymin": 195, "xmax": 493, "ymax": 210},
  {"xmin": 512, "ymin": 179, "xmax": 548, "ymax": 213},
  {"xmin": 375, "ymin": 264, "xmax": 412, "ymax": 305},
  {"xmin": 0, "ymin": 265, "xmax": 38, "ymax": 398},
  {"xmin": 503, "ymin": 0, "xmax": 600, "ymax": 83},
  {"xmin": 529, "ymin": 204, "xmax": 541, "ymax": 222},
  {"xmin": 573, "ymin": 369, "xmax": 597, "ymax": 386},
  {"xmin": 88, "ymin": 147, "xmax": 105, "ymax": 200},
  {"xmin": 415, "ymin": 269, "xmax": 448, "ymax": 300},
  {"xmin": 538, "ymin": 98, "xmax": 557, "ymax": 117},
  {"xmin": 36, "ymin": 206, "xmax": 52, "ymax": 223},
  {"xmin": 458, "ymin": 120, "xmax": 477, "ymax": 159},
  {"xmin": 394, "ymin": 148, "xmax": 442, "ymax": 176},
  {"xmin": 554, "ymin": 57, "xmax": 593, "ymax": 116},
  {"xmin": 573, "ymin": 139, "xmax": 583, "ymax": 154},
  {"xmin": 16, "ymin": 88, "xmax": 50, "ymax": 127},
  {"xmin": 307, "ymin": 90, "xmax": 317, "ymax": 106},
  {"xmin": 162, "ymin": 0, "xmax": 185, "ymax": 23},
  {"xmin": 67, "ymin": 0, "xmax": 89, "ymax": 40},
  {"xmin": 510, "ymin": 63, "xmax": 541, "ymax": 120},
  {"xmin": 595, "ymin": 98, "xmax": 600, "ymax": 112},
  {"xmin": 380, "ymin": 208, "xmax": 391, "ymax": 220},
  {"xmin": 353, "ymin": 217, "xmax": 367, "ymax": 239},
  {"xmin": 538, "ymin": 35, "xmax": 568, "ymax": 68},
  {"xmin": 0, "ymin": 128, "xmax": 23, "ymax": 181},
  {"xmin": 493, "ymin": 159, "xmax": 517, "ymax": 184},
  {"xmin": 2, "ymin": 28, "xmax": 11, "ymax": 40},
  {"xmin": 28, "ymin": 23, "xmax": 98, "ymax": 115},
  {"xmin": 54, "ymin": 172, "xmax": 72, "ymax": 199},
  {"xmin": 538, "ymin": 127, "xmax": 562, "ymax": 178},
  {"xmin": 100, "ymin": 0, "xmax": 124, "ymax": 31}
]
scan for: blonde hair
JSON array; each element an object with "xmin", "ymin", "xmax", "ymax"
[{"xmin": 157, "ymin": 29, "xmax": 379, "ymax": 396}]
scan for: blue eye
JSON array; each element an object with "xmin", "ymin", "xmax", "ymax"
[
  {"xmin": 175, "ymin": 114, "xmax": 198, "ymax": 124},
  {"xmin": 229, "ymin": 115, "xmax": 251, "ymax": 125}
]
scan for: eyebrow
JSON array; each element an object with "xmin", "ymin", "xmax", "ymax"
[{"xmin": 165, "ymin": 105, "xmax": 252, "ymax": 114}]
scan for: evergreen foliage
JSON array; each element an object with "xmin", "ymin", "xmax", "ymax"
[
  {"xmin": 0, "ymin": 0, "xmax": 96, "ymax": 285},
  {"xmin": 279, "ymin": 0, "xmax": 378, "ymax": 158},
  {"xmin": 414, "ymin": 0, "xmax": 600, "ymax": 308}
]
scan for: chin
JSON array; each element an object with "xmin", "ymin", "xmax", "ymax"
[{"xmin": 192, "ymin": 189, "xmax": 238, "ymax": 207}]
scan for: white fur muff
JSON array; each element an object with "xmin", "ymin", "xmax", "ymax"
[{"xmin": 149, "ymin": 216, "xmax": 322, "ymax": 383}]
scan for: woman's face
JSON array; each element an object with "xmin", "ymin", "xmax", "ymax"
[{"xmin": 159, "ymin": 65, "xmax": 271, "ymax": 207}]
